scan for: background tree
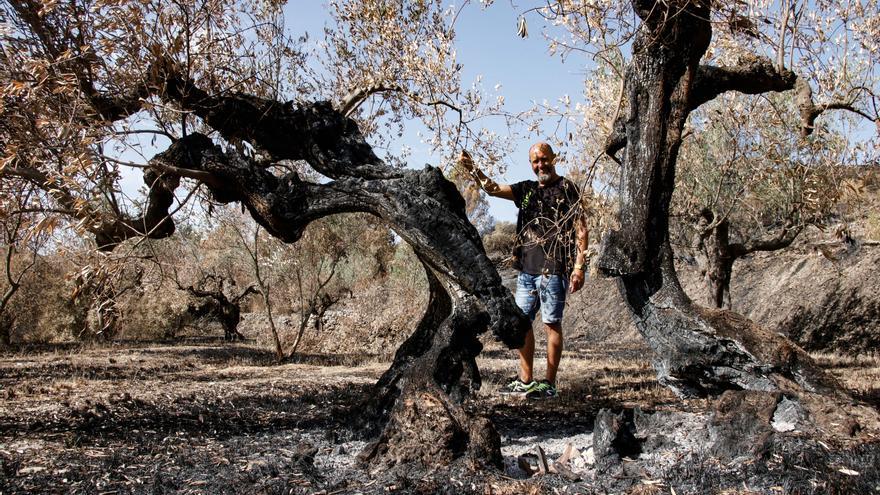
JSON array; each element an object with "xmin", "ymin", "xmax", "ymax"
[
  {"xmin": 0, "ymin": 183, "xmax": 49, "ymax": 345},
  {"xmin": 274, "ymin": 214, "xmax": 351, "ymax": 359},
  {"xmin": 178, "ymin": 273, "xmax": 258, "ymax": 341},
  {"xmin": 481, "ymin": 220, "xmax": 516, "ymax": 260},
  {"xmin": 153, "ymin": 225, "xmax": 259, "ymax": 342},
  {"xmin": 672, "ymin": 92, "xmax": 851, "ymax": 308}
]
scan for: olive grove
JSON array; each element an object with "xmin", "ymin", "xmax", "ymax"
[
  {"xmin": 0, "ymin": 0, "xmax": 532, "ymax": 466},
  {"xmin": 1, "ymin": 0, "xmax": 879, "ymax": 471}
]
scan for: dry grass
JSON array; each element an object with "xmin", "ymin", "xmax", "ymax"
[
  {"xmin": 477, "ymin": 346, "xmax": 678, "ymax": 409},
  {"xmin": 812, "ymin": 352, "xmax": 880, "ymax": 402}
]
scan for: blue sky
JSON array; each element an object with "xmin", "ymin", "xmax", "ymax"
[{"xmin": 287, "ymin": 1, "xmax": 590, "ymax": 223}]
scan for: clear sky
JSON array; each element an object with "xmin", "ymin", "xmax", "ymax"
[{"xmin": 287, "ymin": 1, "xmax": 590, "ymax": 223}]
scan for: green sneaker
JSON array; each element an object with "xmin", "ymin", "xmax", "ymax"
[
  {"xmin": 525, "ymin": 380, "xmax": 558, "ymax": 400},
  {"xmin": 501, "ymin": 377, "xmax": 536, "ymax": 394}
]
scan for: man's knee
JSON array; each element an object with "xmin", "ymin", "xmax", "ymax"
[{"xmin": 545, "ymin": 322, "xmax": 563, "ymax": 341}]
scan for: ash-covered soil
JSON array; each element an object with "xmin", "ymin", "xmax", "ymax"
[{"xmin": 1, "ymin": 341, "xmax": 878, "ymax": 494}]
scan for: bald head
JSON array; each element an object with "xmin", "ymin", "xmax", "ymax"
[
  {"xmin": 528, "ymin": 142, "xmax": 558, "ymax": 185},
  {"xmin": 529, "ymin": 142, "xmax": 555, "ymax": 160}
]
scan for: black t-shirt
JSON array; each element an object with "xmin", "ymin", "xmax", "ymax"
[{"xmin": 510, "ymin": 177, "xmax": 581, "ymax": 275}]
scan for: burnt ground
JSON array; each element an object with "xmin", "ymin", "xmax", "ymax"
[{"xmin": 1, "ymin": 341, "xmax": 879, "ymax": 494}]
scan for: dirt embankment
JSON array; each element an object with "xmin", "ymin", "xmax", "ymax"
[
  {"xmin": 678, "ymin": 243, "xmax": 880, "ymax": 354},
  {"xmin": 236, "ymin": 239, "xmax": 880, "ymax": 361},
  {"xmin": 558, "ymin": 242, "xmax": 880, "ymax": 356}
]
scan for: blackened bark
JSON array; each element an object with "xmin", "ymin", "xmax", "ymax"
[
  {"xmin": 690, "ymin": 57, "xmax": 797, "ymax": 111},
  {"xmin": 596, "ymin": 0, "xmax": 842, "ymax": 398},
  {"xmin": 0, "ymin": 320, "xmax": 10, "ymax": 346},
  {"xmin": 93, "ymin": 169, "xmax": 179, "ymax": 250},
  {"xmin": 358, "ymin": 259, "xmax": 502, "ymax": 468},
  {"xmin": 142, "ymin": 87, "xmax": 530, "ymax": 466}
]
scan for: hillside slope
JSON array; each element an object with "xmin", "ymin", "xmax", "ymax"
[{"xmin": 256, "ymin": 239, "xmax": 880, "ymax": 359}]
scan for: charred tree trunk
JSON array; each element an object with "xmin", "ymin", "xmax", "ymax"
[
  {"xmin": 0, "ymin": 318, "xmax": 11, "ymax": 346},
  {"xmin": 597, "ymin": 0, "xmax": 841, "ymax": 398},
  {"xmin": 310, "ymin": 293, "xmax": 337, "ymax": 333},
  {"xmin": 132, "ymin": 75, "xmax": 530, "ymax": 466},
  {"xmin": 358, "ymin": 259, "xmax": 502, "ymax": 468},
  {"xmin": 0, "ymin": 249, "xmax": 20, "ymax": 346}
]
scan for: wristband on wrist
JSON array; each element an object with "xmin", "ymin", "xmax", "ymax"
[
  {"xmin": 573, "ymin": 263, "xmax": 585, "ymax": 271},
  {"xmin": 481, "ymin": 178, "xmax": 498, "ymax": 192}
]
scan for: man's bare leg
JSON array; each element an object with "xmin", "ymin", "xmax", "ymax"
[
  {"xmin": 518, "ymin": 327, "xmax": 535, "ymax": 382},
  {"xmin": 545, "ymin": 322, "xmax": 563, "ymax": 384}
]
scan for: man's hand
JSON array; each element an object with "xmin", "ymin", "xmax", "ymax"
[
  {"xmin": 455, "ymin": 149, "xmax": 514, "ymax": 200},
  {"xmin": 457, "ymin": 150, "xmax": 475, "ymax": 173},
  {"xmin": 570, "ymin": 269, "xmax": 585, "ymax": 293}
]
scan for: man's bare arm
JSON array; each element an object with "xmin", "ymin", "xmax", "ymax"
[
  {"xmin": 457, "ymin": 151, "xmax": 514, "ymax": 201},
  {"xmin": 574, "ymin": 215, "xmax": 589, "ymax": 268},
  {"xmin": 570, "ymin": 213, "xmax": 589, "ymax": 293}
]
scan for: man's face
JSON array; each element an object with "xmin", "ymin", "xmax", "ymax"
[{"xmin": 530, "ymin": 147, "xmax": 556, "ymax": 184}]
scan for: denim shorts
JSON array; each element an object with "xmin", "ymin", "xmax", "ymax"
[{"xmin": 514, "ymin": 272, "xmax": 569, "ymax": 324}]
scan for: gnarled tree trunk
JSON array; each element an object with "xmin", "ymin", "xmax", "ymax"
[
  {"xmin": 597, "ymin": 0, "xmax": 841, "ymax": 399},
  {"xmin": 135, "ymin": 74, "xmax": 530, "ymax": 466},
  {"xmin": 693, "ymin": 216, "xmax": 736, "ymax": 309},
  {"xmin": 183, "ymin": 276, "xmax": 258, "ymax": 341},
  {"xmin": 358, "ymin": 260, "xmax": 503, "ymax": 468},
  {"xmin": 592, "ymin": 3, "xmax": 880, "ymax": 455}
]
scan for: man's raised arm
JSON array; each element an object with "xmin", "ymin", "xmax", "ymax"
[{"xmin": 457, "ymin": 151, "xmax": 514, "ymax": 201}]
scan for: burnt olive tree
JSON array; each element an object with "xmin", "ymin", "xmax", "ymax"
[
  {"xmin": 0, "ymin": 0, "xmax": 528, "ymax": 466},
  {"xmin": 594, "ymin": 0, "xmax": 871, "ymax": 398}
]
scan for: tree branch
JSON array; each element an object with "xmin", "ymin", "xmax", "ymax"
[
  {"xmin": 795, "ymin": 78, "xmax": 876, "ymax": 136},
  {"xmin": 0, "ymin": 161, "xmax": 178, "ymax": 251},
  {"xmin": 338, "ymin": 84, "xmax": 403, "ymax": 116},
  {"xmin": 148, "ymin": 133, "xmax": 376, "ymax": 243},
  {"xmin": 690, "ymin": 55, "xmax": 797, "ymax": 112},
  {"xmin": 603, "ymin": 115, "xmax": 627, "ymax": 165},
  {"xmin": 156, "ymin": 69, "xmax": 397, "ymax": 181},
  {"xmin": 232, "ymin": 284, "xmax": 260, "ymax": 304},
  {"xmin": 730, "ymin": 223, "xmax": 803, "ymax": 257},
  {"xmin": 6, "ymin": 0, "xmax": 153, "ymax": 123}
]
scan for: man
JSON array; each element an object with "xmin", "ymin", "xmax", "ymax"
[{"xmin": 458, "ymin": 142, "xmax": 588, "ymax": 399}]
